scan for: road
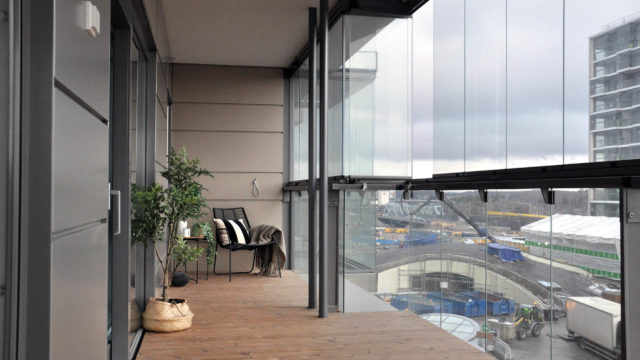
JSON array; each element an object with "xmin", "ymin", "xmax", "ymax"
[{"xmin": 373, "ymin": 241, "xmax": 598, "ymax": 297}]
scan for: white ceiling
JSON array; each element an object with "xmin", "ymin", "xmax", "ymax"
[{"xmin": 160, "ymin": 0, "xmax": 338, "ymax": 68}]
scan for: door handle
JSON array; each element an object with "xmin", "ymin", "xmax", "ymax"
[{"xmin": 111, "ymin": 190, "xmax": 121, "ymax": 235}]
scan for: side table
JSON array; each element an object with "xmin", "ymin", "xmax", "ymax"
[{"xmin": 182, "ymin": 236, "xmax": 210, "ymax": 283}]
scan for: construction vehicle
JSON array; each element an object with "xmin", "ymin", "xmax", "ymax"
[
  {"xmin": 514, "ymin": 304, "xmax": 545, "ymax": 340},
  {"xmin": 566, "ymin": 296, "xmax": 621, "ymax": 360},
  {"xmin": 488, "ymin": 303, "xmax": 545, "ymax": 341}
]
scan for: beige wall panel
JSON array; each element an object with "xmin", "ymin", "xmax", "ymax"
[
  {"xmin": 173, "ymin": 64, "xmax": 283, "ymax": 105},
  {"xmin": 172, "ymin": 132, "xmax": 283, "ymax": 173},
  {"xmin": 172, "ymin": 103, "xmax": 283, "ymax": 132},
  {"xmin": 202, "ymin": 173, "xmax": 282, "ymax": 200},
  {"xmin": 205, "ymin": 200, "xmax": 282, "ymax": 229}
]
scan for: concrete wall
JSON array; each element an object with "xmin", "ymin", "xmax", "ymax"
[
  {"xmin": 171, "ymin": 64, "xmax": 284, "ymax": 228},
  {"xmin": 377, "ymin": 260, "xmax": 544, "ymax": 306}
]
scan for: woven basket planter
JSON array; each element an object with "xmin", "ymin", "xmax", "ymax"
[{"xmin": 142, "ymin": 297, "xmax": 193, "ymax": 333}]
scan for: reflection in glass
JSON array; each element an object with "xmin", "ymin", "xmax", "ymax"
[
  {"xmin": 343, "ymin": 16, "xmax": 412, "ymax": 177},
  {"xmin": 128, "ymin": 43, "xmax": 144, "ymax": 351}
]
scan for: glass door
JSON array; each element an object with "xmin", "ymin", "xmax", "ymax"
[{"xmin": 129, "ymin": 39, "xmax": 146, "ymax": 355}]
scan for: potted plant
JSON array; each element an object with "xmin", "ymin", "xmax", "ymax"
[
  {"xmin": 131, "ymin": 147, "xmax": 213, "ymax": 332},
  {"xmin": 191, "ymin": 222, "xmax": 216, "ymax": 270}
]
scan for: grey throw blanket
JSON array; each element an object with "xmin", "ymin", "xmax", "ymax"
[{"xmin": 249, "ymin": 224, "xmax": 286, "ymax": 276}]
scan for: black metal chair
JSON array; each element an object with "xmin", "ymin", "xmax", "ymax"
[{"xmin": 212, "ymin": 207, "xmax": 281, "ymax": 281}]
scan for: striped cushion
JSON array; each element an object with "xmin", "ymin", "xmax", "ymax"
[{"xmin": 213, "ymin": 218, "xmax": 249, "ymax": 246}]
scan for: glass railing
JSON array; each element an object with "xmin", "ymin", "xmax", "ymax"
[{"xmin": 339, "ymin": 188, "xmax": 621, "ymax": 360}]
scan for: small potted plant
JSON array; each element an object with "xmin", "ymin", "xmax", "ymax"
[
  {"xmin": 191, "ymin": 222, "xmax": 216, "ymax": 270},
  {"xmin": 131, "ymin": 147, "xmax": 213, "ymax": 332}
]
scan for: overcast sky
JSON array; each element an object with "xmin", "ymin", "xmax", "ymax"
[{"xmin": 411, "ymin": 0, "xmax": 640, "ymax": 178}]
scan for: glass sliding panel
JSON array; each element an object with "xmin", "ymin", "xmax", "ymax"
[
  {"xmin": 289, "ymin": 68, "xmax": 301, "ymax": 180},
  {"xmin": 565, "ymin": 0, "xmax": 640, "ymax": 164},
  {"xmin": 343, "ymin": 16, "xmax": 412, "ymax": 177},
  {"xmin": 328, "ymin": 18, "xmax": 344, "ymax": 177},
  {"xmin": 342, "ymin": 190, "xmax": 377, "ymax": 313},
  {"xmin": 433, "ymin": 0, "xmax": 465, "ymax": 174},
  {"xmin": 128, "ymin": 43, "xmax": 145, "ymax": 351},
  {"xmin": 490, "ymin": 189, "xmax": 550, "ymax": 359},
  {"xmin": 506, "ymin": 1, "xmax": 563, "ymax": 168},
  {"xmin": 413, "ymin": 2, "xmax": 434, "ymax": 179},
  {"xmin": 464, "ymin": 0, "xmax": 506, "ymax": 172},
  {"xmin": 299, "ymin": 60, "xmax": 309, "ymax": 181},
  {"xmin": 430, "ymin": 191, "xmax": 487, "ymax": 352},
  {"xmin": 291, "ymin": 191, "xmax": 309, "ymax": 274},
  {"xmin": 550, "ymin": 189, "xmax": 621, "ymax": 360}
]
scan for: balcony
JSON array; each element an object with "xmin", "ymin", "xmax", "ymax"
[{"xmin": 136, "ymin": 271, "xmax": 485, "ymax": 360}]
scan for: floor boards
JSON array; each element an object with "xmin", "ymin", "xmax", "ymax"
[{"xmin": 136, "ymin": 270, "xmax": 487, "ymax": 360}]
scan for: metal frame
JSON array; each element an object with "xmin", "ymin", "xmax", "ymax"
[
  {"xmin": 286, "ymin": 0, "xmax": 427, "ymax": 77},
  {"xmin": 622, "ymin": 188, "xmax": 639, "ymax": 359},
  {"xmin": 318, "ymin": 0, "xmax": 329, "ymax": 319},
  {"xmin": 211, "ymin": 208, "xmax": 282, "ymax": 282},
  {"xmin": 110, "ymin": 1, "xmax": 134, "ymax": 353},
  {"xmin": 307, "ymin": 6, "xmax": 318, "ymax": 310},
  {"xmin": 5, "ymin": 0, "xmax": 19, "ymax": 357},
  {"xmin": 18, "ymin": 0, "xmax": 54, "ymax": 358},
  {"xmin": 212, "ymin": 240, "xmax": 256, "ymax": 282},
  {"xmin": 143, "ymin": 51, "xmax": 158, "ymax": 304}
]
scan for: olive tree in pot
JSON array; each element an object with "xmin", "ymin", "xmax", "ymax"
[{"xmin": 131, "ymin": 147, "xmax": 213, "ymax": 332}]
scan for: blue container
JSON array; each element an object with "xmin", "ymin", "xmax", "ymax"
[
  {"xmin": 426, "ymin": 292, "xmax": 480, "ymax": 317},
  {"xmin": 391, "ymin": 295, "xmax": 453, "ymax": 315},
  {"xmin": 457, "ymin": 293, "xmax": 486, "ymax": 316},
  {"xmin": 461, "ymin": 291, "xmax": 515, "ymax": 315}
]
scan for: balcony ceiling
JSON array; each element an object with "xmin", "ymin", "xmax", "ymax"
[{"xmin": 160, "ymin": 0, "xmax": 338, "ymax": 68}]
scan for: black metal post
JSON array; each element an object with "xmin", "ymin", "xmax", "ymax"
[
  {"xmin": 318, "ymin": 0, "xmax": 329, "ymax": 319},
  {"xmin": 308, "ymin": 7, "xmax": 318, "ymax": 310}
]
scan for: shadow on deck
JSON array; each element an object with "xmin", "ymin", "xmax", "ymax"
[{"xmin": 136, "ymin": 270, "xmax": 486, "ymax": 359}]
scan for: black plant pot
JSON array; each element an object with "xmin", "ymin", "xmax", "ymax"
[{"xmin": 171, "ymin": 271, "xmax": 189, "ymax": 287}]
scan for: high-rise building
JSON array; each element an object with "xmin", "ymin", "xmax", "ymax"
[{"xmin": 590, "ymin": 14, "xmax": 640, "ymax": 216}]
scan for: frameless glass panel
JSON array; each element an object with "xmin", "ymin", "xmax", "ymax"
[
  {"xmin": 342, "ymin": 190, "xmax": 419, "ymax": 313},
  {"xmin": 343, "ymin": 16, "xmax": 412, "ymax": 177},
  {"xmin": 490, "ymin": 189, "xmax": 550, "ymax": 359},
  {"xmin": 433, "ymin": 0, "xmax": 465, "ymax": 174},
  {"xmin": 299, "ymin": 60, "xmax": 309, "ymax": 181},
  {"xmin": 342, "ymin": 190, "xmax": 377, "ymax": 313},
  {"xmin": 430, "ymin": 191, "xmax": 487, "ymax": 352},
  {"xmin": 413, "ymin": 2, "xmax": 434, "ymax": 179},
  {"xmin": 565, "ymin": 0, "xmax": 640, "ymax": 164},
  {"xmin": 291, "ymin": 191, "xmax": 309, "ymax": 274},
  {"xmin": 328, "ymin": 18, "xmax": 344, "ymax": 177},
  {"xmin": 464, "ymin": 0, "xmax": 506, "ymax": 172},
  {"xmin": 550, "ymin": 189, "xmax": 620, "ymax": 360},
  {"xmin": 289, "ymin": 68, "xmax": 301, "ymax": 180},
  {"xmin": 506, "ymin": 1, "xmax": 563, "ymax": 168}
]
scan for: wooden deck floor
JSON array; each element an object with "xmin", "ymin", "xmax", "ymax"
[{"xmin": 136, "ymin": 271, "xmax": 487, "ymax": 360}]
